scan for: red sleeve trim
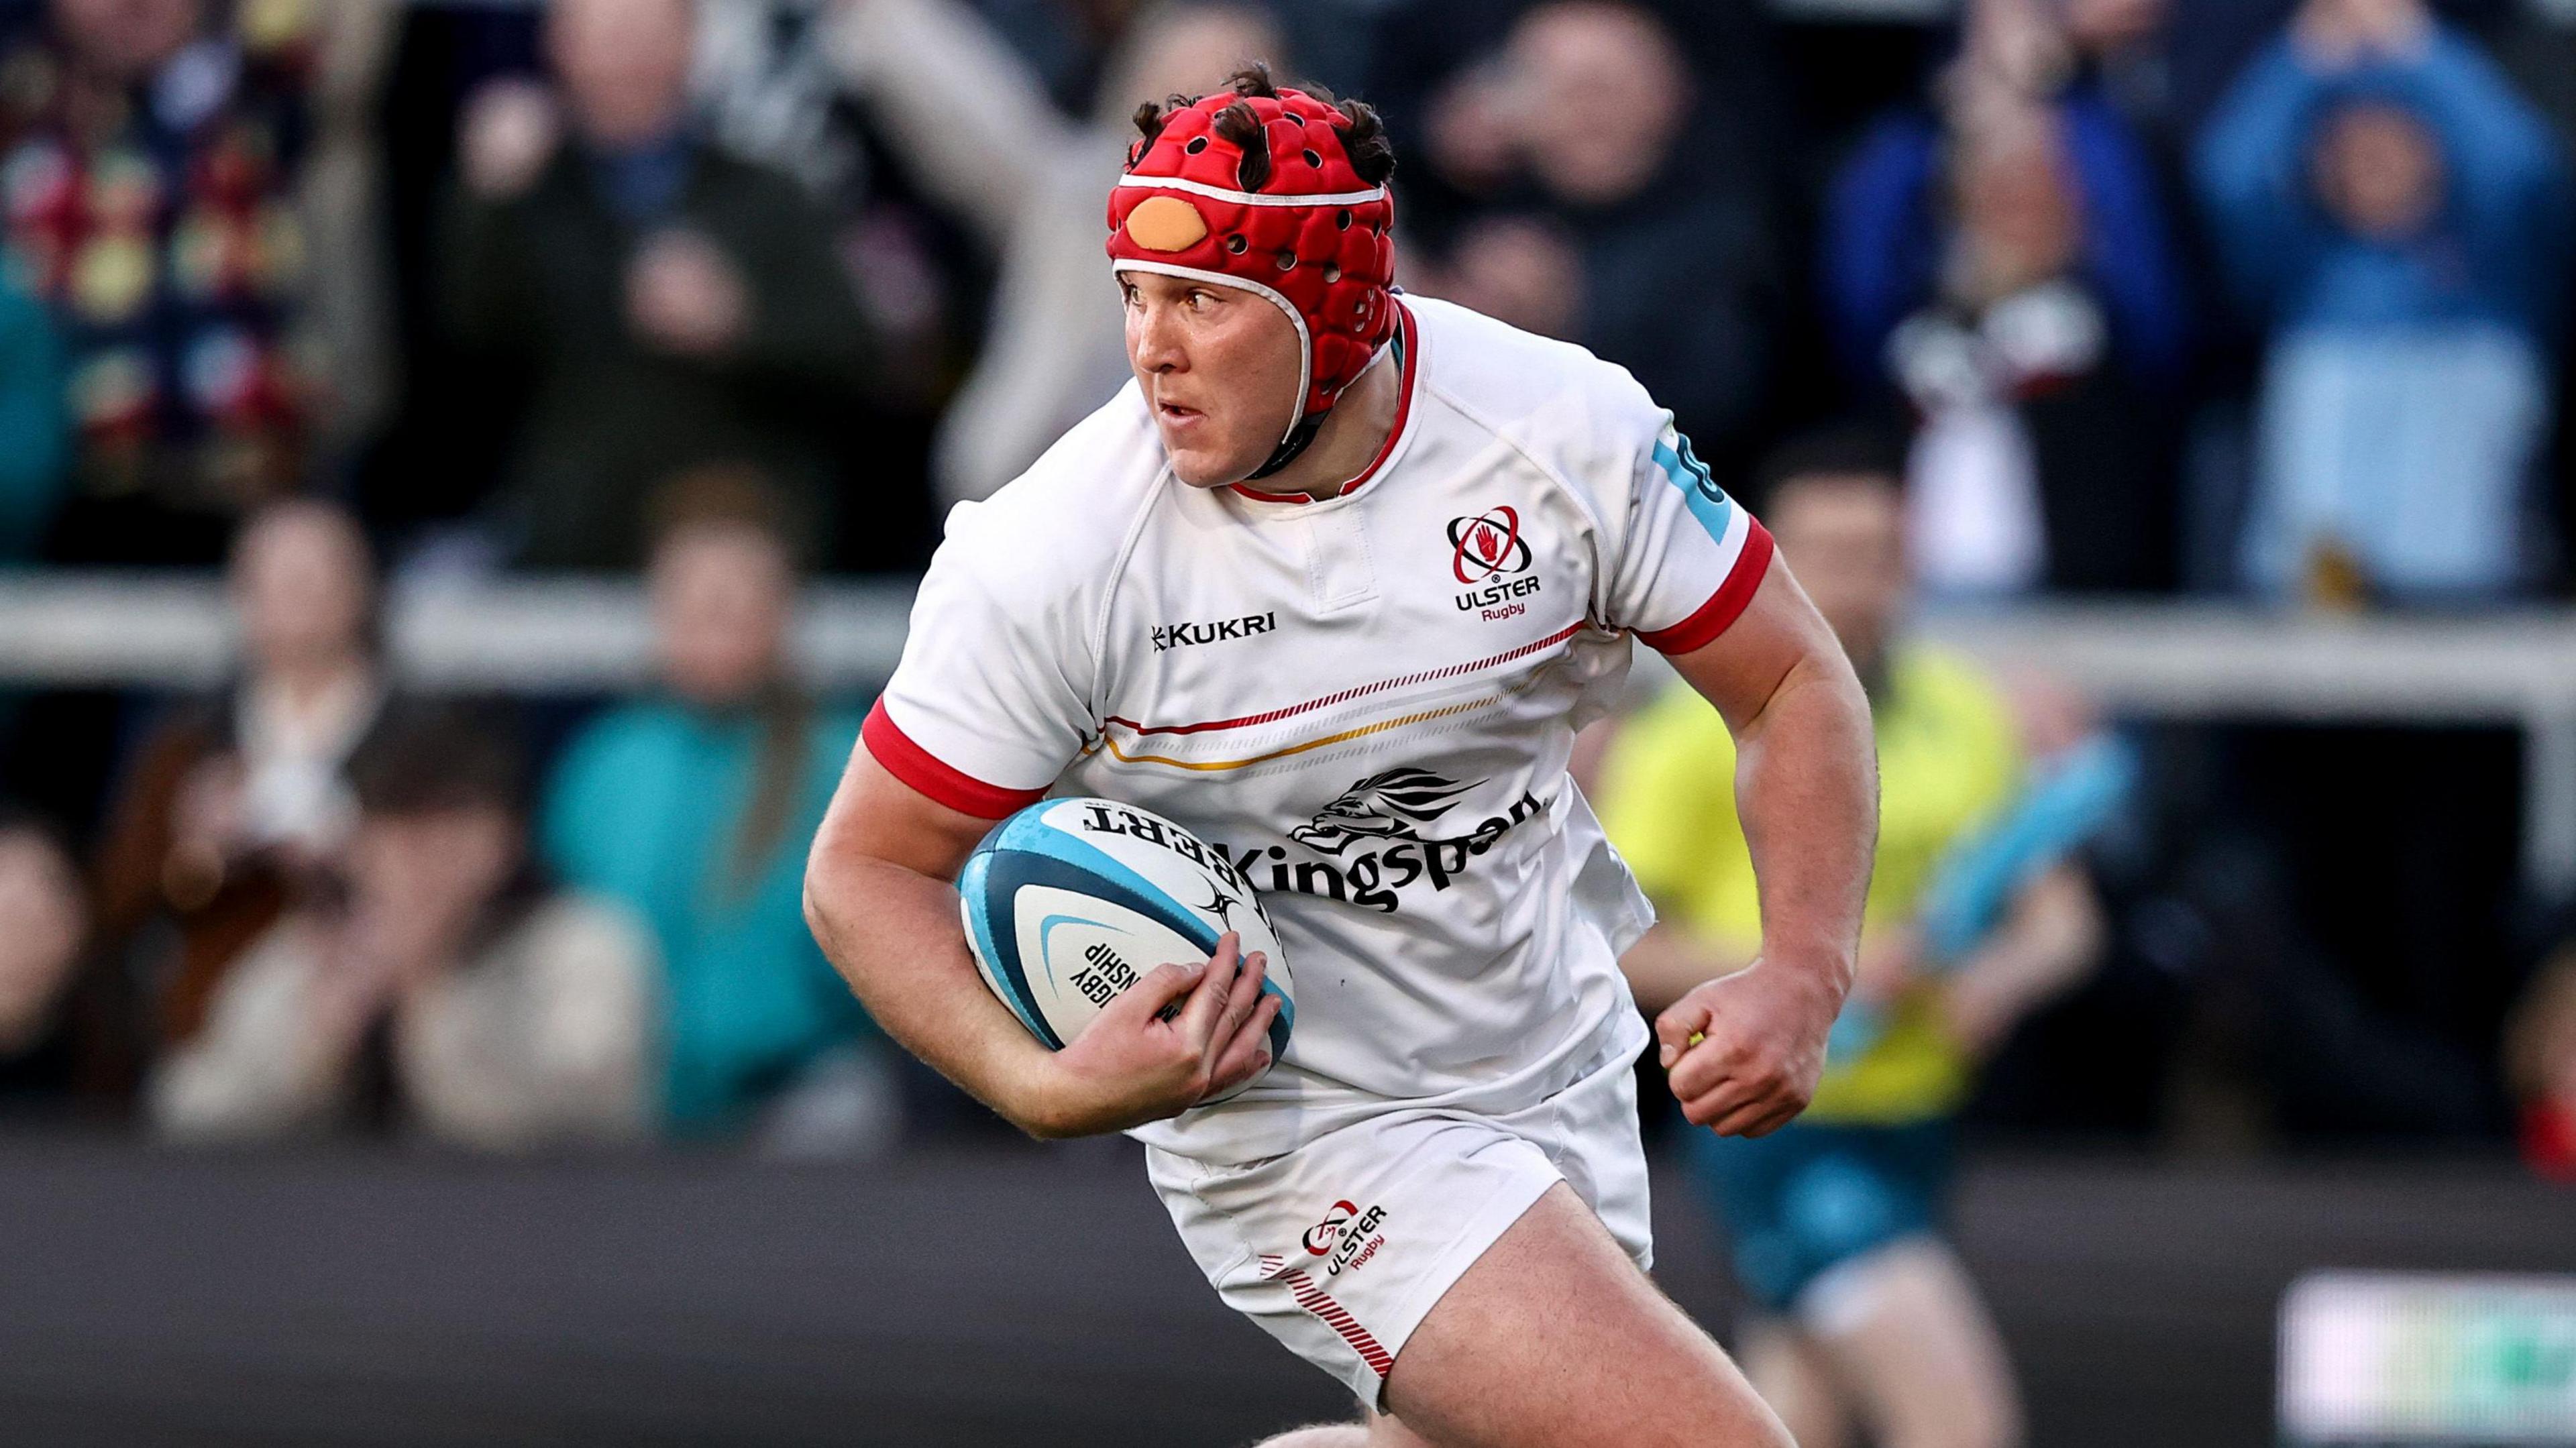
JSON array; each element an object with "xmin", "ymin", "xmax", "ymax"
[
  {"xmin": 862, "ymin": 700, "xmax": 1047, "ymax": 820},
  {"xmin": 1637, "ymin": 520, "xmax": 1776, "ymax": 657}
]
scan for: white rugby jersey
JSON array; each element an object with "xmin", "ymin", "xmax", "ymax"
[{"xmin": 866, "ymin": 296, "xmax": 1774, "ymax": 1164}]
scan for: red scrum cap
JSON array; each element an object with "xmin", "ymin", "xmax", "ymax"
[{"xmin": 1108, "ymin": 68, "xmax": 1397, "ymax": 471}]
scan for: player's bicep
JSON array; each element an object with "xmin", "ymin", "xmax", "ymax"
[
  {"xmin": 812, "ymin": 740, "xmax": 994, "ymax": 886},
  {"xmin": 1664, "ymin": 557, "xmax": 1845, "ymax": 737}
]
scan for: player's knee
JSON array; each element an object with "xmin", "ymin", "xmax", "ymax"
[{"xmin": 1252, "ymin": 1424, "xmax": 1373, "ymax": 1448}]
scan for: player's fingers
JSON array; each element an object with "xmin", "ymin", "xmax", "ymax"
[
  {"xmin": 1674, "ymin": 1078, "xmax": 1742, "ymax": 1129},
  {"xmin": 1708, "ymin": 1094, "xmax": 1799, "ymax": 1139},
  {"xmin": 1171, "ymin": 932, "xmax": 1242, "ymax": 1043},
  {"xmin": 1665, "ymin": 1031, "xmax": 1754, "ymax": 1103},
  {"xmin": 1728, "ymin": 1105, "xmax": 1800, "ymax": 1139},
  {"xmin": 1674, "ymin": 1056, "xmax": 1774, "ymax": 1127},
  {"xmin": 1202, "ymin": 993, "xmax": 1281, "ymax": 1100},
  {"xmin": 1122, "ymin": 958, "xmax": 1208, "ymax": 1025},
  {"xmin": 1686, "ymin": 1062, "xmax": 1804, "ymax": 1135},
  {"xmin": 1654, "ymin": 997, "xmax": 1714, "ymax": 1069},
  {"xmin": 1202, "ymin": 950, "xmax": 1269, "ymax": 1066}
]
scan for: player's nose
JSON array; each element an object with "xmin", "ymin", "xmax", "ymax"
[{"xmin": 1130, "ymin": 301, "xmax": 1189, "ymax": 374}]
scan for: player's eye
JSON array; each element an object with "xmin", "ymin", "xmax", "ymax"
[{"xmin": 1187, "ymin": 289, "xmax": 1218, "ymax": 311}]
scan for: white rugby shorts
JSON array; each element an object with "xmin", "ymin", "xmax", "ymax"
[{"xmin": 1144, "ymin": 1034, "xmax": 1654, "ymax": 1404}]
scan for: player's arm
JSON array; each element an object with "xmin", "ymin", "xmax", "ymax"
[
  {"xmin": 802, "ymin": 748, "xmax": 1279, "ymax": 1139},
  {"xmin": 1655, "ymin": 561, "xmax": 1878, "ymax": 1137}
]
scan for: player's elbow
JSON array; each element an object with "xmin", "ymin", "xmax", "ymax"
[
  {"xmin": 800, "ymin": 873, "xmax": 831, "ymax": 947},
  {"xmin": 800, "ymin": 834, "xmax": 857, "ymax": 956}
]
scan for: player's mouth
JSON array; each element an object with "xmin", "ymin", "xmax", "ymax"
[{"xmin": 1157, "ymin": 400, "xmax": 1205, "ymax": 426}]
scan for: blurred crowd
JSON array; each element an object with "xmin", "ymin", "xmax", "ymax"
[{"xmin": 0, "ymin": 0, "xmax": 2569, "ymax": 1166}]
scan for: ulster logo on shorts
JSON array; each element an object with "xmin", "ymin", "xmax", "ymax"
[
  {"xmin": 1448, "ymin": 507, "xmax": 1543, "ymax": 618},
  {"xmin": 1301, "ymin": 1199, "xmax": 1388, "ymax": 1277},
  {"xmin": 1303, "ymin": 1200, "xmax": 1359, "ymax": 1255}
]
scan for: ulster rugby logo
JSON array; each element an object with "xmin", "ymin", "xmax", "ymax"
[
  {"xmin": 1302, "ymin": 1199, "xmax": 1389, "ymax": 1277},
  {"xmin": 1450, "ymin": 507, "xmax": 1544, "ymax": 617},
  {"xmin": 1448, "ymin": 507, "xmax": 1533, "ymax": 585},
  {"xmin": 1304, "ymin": 1201, "xmax": 1360, "ymax": 1255}
]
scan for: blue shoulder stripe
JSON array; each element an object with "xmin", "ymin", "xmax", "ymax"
[{"xmin": 1652, "ymin": 432, "xmax": 1737, "ymax": 545}]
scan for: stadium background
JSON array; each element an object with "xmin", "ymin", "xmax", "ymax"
[{"xmin": 0, "ymin": 0, "xmax": 2569, "ymax": 1442}]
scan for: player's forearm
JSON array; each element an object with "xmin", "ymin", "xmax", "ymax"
[
  {"xmin": 1731, "ymin": 649, "xmax": 1876, "ymax": 999},
  {"xmin": 802, "ymin": 850, "xmax": 1064, "ymax": 1135}
]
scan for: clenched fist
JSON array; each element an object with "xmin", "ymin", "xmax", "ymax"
[{"xmin": 1654, "ymin": 955, "xmax": 1846, "ymax": 1138}]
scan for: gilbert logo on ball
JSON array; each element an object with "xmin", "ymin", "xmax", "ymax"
[{"xmin": 959, "ymin": 798, "xmax": 1295, "ymax": 1094}]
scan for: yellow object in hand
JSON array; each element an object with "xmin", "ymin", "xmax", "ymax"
[{"xmin": 1686, "ymin": 1031, "xmax": 1705, "ymax": 1047}]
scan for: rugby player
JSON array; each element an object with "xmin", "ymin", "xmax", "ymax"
[{"xmin": 804, "ymin": 66, "xmax": 1877, "ymax": 1448}]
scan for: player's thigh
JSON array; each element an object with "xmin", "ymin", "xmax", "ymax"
[{"xmin": 1381, "ymin": 1182, "xmax": 1791, "ymax": 1448}]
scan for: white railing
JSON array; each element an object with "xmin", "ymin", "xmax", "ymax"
[
  {"xmin": 0, "ymin": 572, "xmax": 916, "ymax": 693},
  {"xmin": 4, "ymin": 573, "xmax": 2572, "ymax": 893}
]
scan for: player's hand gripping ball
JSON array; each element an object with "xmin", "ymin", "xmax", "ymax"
[{"xmin": 960, "ymin": 798, "xmax": 1294, "ymax": 1102}]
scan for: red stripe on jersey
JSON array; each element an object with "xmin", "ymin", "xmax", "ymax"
[
  {"xmin": 1105, "ymin": 622, "xmax": 1587, "ymax": 738},
  {"xmin": 862, "ymin": 701, "xmax": 1047, "ymax": 820},
  {"xmin": 1228, "ymin": 302, "xmax": 1418, "ymax": 506},
  {"xmin": 1638, "ymin": 520, "xmax": 1774, "ymax": 657}
]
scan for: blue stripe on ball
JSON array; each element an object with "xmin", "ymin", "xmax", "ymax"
[
  {"xmin": 988, "ymin": 817, "xmax": 1223, "ymax": 959},
  {"xmin": 959, "ymin": 848, "xmax": 1060, "ymax": 1049}
]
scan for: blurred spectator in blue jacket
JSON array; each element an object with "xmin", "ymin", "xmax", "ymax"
[
  {"xmin": 0, "ymin": 254, "xmax": 67, "ymax": 561},
  {"xmin": 1825, "ymin": 0, "xmax": 2192, "ymax": 596},
  {"xmin": 541, "ymin": 469, "xmax": 888, "ymax": 1150},
  {"xmin": 2196, "ymin": 0, "xmax": 2571, "ymax": 603}
]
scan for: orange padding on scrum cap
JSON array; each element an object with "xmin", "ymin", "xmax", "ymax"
[{"xmin": 1124, "ymin": 195, "xmax": 1208, "ymax": 253}]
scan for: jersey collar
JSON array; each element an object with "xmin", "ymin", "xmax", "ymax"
[{"xmin": 1228, "ymin": 300, "xmax": 1419, "ymax": 507}]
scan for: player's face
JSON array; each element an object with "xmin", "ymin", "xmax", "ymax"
[{"xmin": 1122, "ymin": 272, "xmax": 1304, "ymax": 488}]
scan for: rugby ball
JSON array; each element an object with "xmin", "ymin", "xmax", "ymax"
[{"xmin": 959, "ymin": 797, "xmax": 1294, "ymax": 1075}]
